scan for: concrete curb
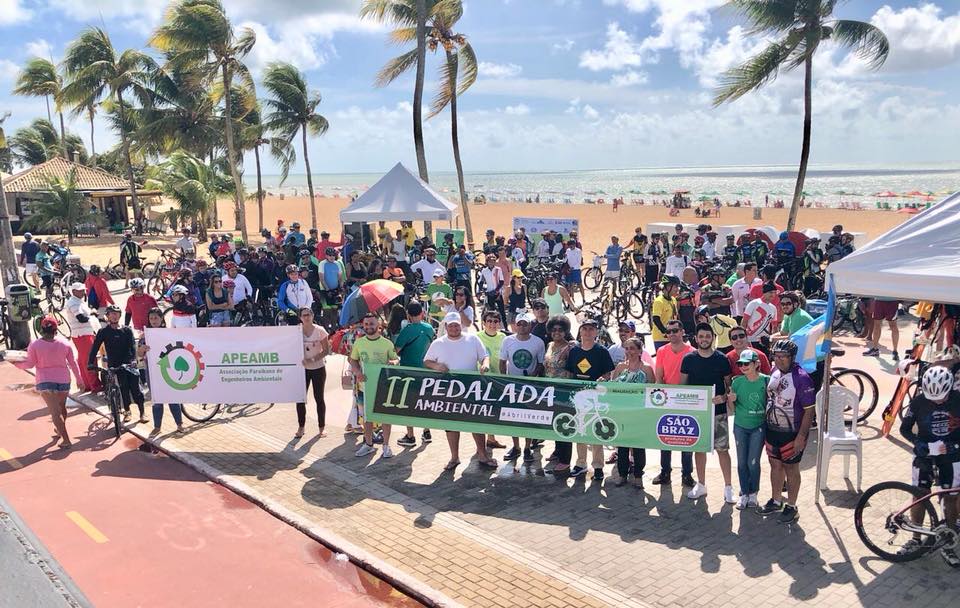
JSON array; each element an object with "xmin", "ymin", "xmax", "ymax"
[{"xmin": 70, "ymin": 392, "xmax": 463, "ymax": 608}]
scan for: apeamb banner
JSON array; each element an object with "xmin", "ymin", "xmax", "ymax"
[
  {"xmin": 144, "ymin": 327, "xmax": 306, "ymax": 404},
  {"xmin": 364, "ymin": 365, "xmax": 714, "ymax": 451}
]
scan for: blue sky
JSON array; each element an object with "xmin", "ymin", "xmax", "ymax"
[{"xmin": 1, "ymin": 0, "xmax": 959, "ymax": 175}]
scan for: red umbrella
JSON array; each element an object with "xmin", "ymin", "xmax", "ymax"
[
  {"xmin": 874, "ymin": 191, "xmax": 899, "ymax": 198},
  {"xmin": 897, "ymin": 207, "xmax": 920, "ymax": 214},
  {"xmin": 784, "ymin": 231, "xmax": 809, "ymax": 257},
  {"xmin": 736, "ymin": 228, "xmax": 774, "ymax": 249},
  {"xmin": 903, "ymin": 190, "xmax": 926, "ymax": 197}
]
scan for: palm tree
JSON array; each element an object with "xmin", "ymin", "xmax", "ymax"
[
  {"xmin": 0, "ymin": 112, "xmax": 25, "ymax": 289},
  {"xmin": 361, "ymin": 0, "xmax": 433, "ymax": 233},
  {"xmin": 61, "ymin": 27, "xmax": 156, "ymax": 233},
  {"xmin": 150, "ymin": 0, "xmax": 257, "ymax": 244},
  {"xmin": 22, "ymin": 169, "xmax": 94, "ymax": 244},
  {"xmin": 423, "ymin": 1, "xmax": 476, "ymax": 246},
  {"xmin": 146, "ymin": 150, "xmax": 230, "ymax": 240},
  {"xmin": 240, "ymin": 102, "xmax": 290, "ymax": 233},
  {"xmin": 8, "ymin": 119, "xmax": 88, "ymax": 166},
  {"xmin": 713, "ymin": 0, "xmax": 889, "ymax": 231},
  {"xmin": 261, "ymin": 62, "xmax": 329, "ymax": 232},
  {"xmin": 13, "ymin": 58, "xmax": 68, "ymax": 159}
]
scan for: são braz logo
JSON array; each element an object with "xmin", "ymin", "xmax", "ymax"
[
  {"xmin": 656, "ymin": 414, "xmax": 700, "ymax": 447},
  {"xmin": 158, "ymin": 341, "xmax": 205, "ymax": 391}
]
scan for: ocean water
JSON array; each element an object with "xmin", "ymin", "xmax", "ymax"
[{"xmin": 244, "ymin": 162, "xmax": 960, "ymax": 208}]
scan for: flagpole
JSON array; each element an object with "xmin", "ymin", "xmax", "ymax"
[{"xmin": 814, "ymin": 276, "xmax": 837, "ymax": 505}]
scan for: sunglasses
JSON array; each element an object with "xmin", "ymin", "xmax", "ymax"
[
  {"xmin": 666, "ymin": 328, "xmax": 682, "ymax": 334},
  {"xmin": 484, "ymin": 318, "xmax": 499, "ymax": 323},
  {"xmin": 737, "ymin": 361, "xmax": 754, "ymax": 367},
  {"xmin": 730, "ymin": 334, "xmax": 746, "ymax": 340},
  {"xmin": 533, "ymin": 305, "xmax": 547, "ymax": 310}
]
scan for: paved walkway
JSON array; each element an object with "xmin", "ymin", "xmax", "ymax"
[{"xmin": 67, "ymin": 326, "xmax": 960, "ymax": 608}]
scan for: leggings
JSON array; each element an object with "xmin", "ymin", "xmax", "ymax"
[
  {"xmin": 296, "ymin": 367, "xmax": 327, "ymax": 427},
  {"xmin": 617, "ymin": 447, "xmax": 646, "ymax": 478},
  {"xmin": 152, "ymin": 403, "xmax": 183, "ymax": 429},
  {"xmin": 118, "ymin": 368, "xmax": 145, "ymax": 416}
]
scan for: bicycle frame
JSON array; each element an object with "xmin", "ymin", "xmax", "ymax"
[{"xmin": 890, "ymin": 487, "xmax": 960, "ymax": 541}]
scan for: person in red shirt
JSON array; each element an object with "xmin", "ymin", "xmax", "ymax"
[
  {"xmin": 726, "ymin": 327, "xmax": 772, "ymax": 376},
  {"xmin": 83, "ymin": 265, "xmax": 115, "ymax": 314},
  {"xmin": 124, "ymin": 277, "xmax": 159, "ymax": 331},
  {"xmin": 653, "ymin": 319, "xmax": 696, "ymax": 488},
  {"xmin": 315, "ymin": 230, "xmax": 344, "ymax": 259},
  {"xmin": 748, "ymin": 265, "xmax": 784, "ymax": 320}
]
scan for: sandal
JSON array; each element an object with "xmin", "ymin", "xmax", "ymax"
[
  {"xmin": 175, "ymin": 425, "xmax": 185, "ymax": 433},
  {"xmin": 443, "ymin": 459, "xmax": 460, "ymax": 471},
  {"xmin": 485, "ymin": 440, "xmax": 506, "ymax": 449},
  {"xmin": 139, "ymin": 416, "xmax": 149, "ymax": 424},
  {"xmin": 478, "ymin": 458, "xmax": 498, "ymax": 469},
  {"xmin": 318, "ymin": 428, "xmax": 328, "ymax": 438},
  {"xmin": 149, "ymin": 428, "xmax": 161, "ymax": 437},
  {"xmin": 58, "ymin": 441, "xmax": 72, "ymax": 450},
  {"xmin": 294, "ymin": 427, "xmax": 305, "ymax": 438}
]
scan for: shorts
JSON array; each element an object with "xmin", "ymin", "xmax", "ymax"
[
  {"xmin": 170, "ymin": 314, "xmax": 197, "ymax": 329},
  {"xmin": 871, "ymin": 300, "xmax": 899, "ymax": 321},
  {"xmin": 605, "ymin": 270, "xmax": 621, "ymax": 279},
  {"xmin": 912, "ymin": 454, "xmax": 960, "ymax": 491},
  {"xmin": 565, "ymin": 269, "xmax": 582, "ymax": 286},
  {"xmin": 36, "ymin": 382, "xmax": 70, "ymax": 392},
  {"xmin": 208, "ymin": 310, "xmax": 231, "ymax": 326},
  {"xmin": 713, "ymin": 414, "xmax": 730, "ymax": 450},
  {"xmin": 40, "ymin": 274, "xmax": 53, "ymax": 289},
  {"xmin": 765, "ymin": 428, "xmax": 805, "ymax": 464},
  {"xmin": 25, "ymin": 263, "xmax": 38, "ymax": 275},
  {"xmin": 125, "ymin": 258, "xmax": 142, "ymax": 270}
]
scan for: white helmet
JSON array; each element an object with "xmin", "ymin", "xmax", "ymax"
[
  {"xmin": 921, "ymin": 366, "xmax": 954, "ymax": 401},
  {"xmin": 129, "ymin": 277, "xmax": 146, "ymax": 289},
  {"xmin": 954, "ymin": 369, "xmax": 960, "ymax": 393},
  {"xmin": 171, "ymin": 285, "xmax": 189, "ymax": 295}
]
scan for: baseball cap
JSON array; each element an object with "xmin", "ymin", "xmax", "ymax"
[
  {"xmin": 737, "ymin": 349, "xmax": 760, "ymax": 364},
  {"xmin": 618, "ymin": 320, "xmax": 635, "ymax": 330},
  {"xmin": 432, "ymin": 268, "xmax": 445, "ymax": 278},
  {"xmin": 762, "ymin": 282, "xmax": 777, "ymax": 294},
  {"xmin": 511, "ymin": 269, "xmax": 523, "ymax": 277},
  {"xmin": 581, "ymin": 318, "xmax": 599, "ymax": 328},
  {"xmin": 443, "ymin": 312, "xmax": 462, "ymax": 326},
  {"xmin": 70, "ymin": 282, "xmax": 86, "ymax": 291},
  {"xmin": 516, "ymin": 311, "xmax": 535, "ymax": 324}
]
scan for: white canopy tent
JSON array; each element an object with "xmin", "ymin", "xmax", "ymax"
[
  {"xmin": 827, "ymin": 191, "xmax": 960, "ymax": 304},
  {"xmin": 339, "ymin": 162, "xmax": 458, "ymax": 223}
]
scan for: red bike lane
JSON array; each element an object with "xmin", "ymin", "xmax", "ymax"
[{"xmin": 0, "ymin": 364, "xmax": 421, "ymax": 608}]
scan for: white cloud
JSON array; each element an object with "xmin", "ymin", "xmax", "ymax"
[
  {"xmin": 478, "ymin": 62, "xmax": 523, "ymax": 78},
  {"xmin": 869, "ymin": 4, "xmax": 960, "ymax": 71},
  {"xmin": 610, "ymin": 70, "xmax": 647, "ymax": 87},
  {"xmin": 25, "ymin": 39, "xmax": 53, "ymax": 60},
  {"xmin": 503, "ymin": 104, "xmax": 531, "ymax": 116},
  {"xmin": 551, "ymin": 39, "xmax": 575, "ymax": 54},
  {"xmin": 692, "ymin": 25, "xmax": 771, "ymax": 88},
  {"xmin": 0, "ymin": 0, "xmax": 32, "ymax": 25},
  {"xmin": 45, "ymin": 0, "xmax": 164, "ymax": 27},
  {"xmin": 241, "ymin": 21, "xmax": 330, "ymax": 73},
  {"xmin": 0, "ymin": 59, "xmax": 19, "ymax": 81},
  {"xmin": 582, "ymin": 104, "xmax": 599, "ymax": 120},
  {"xmin": 579, "ymin": 22, "xmax": 652, "ymax": 71}
]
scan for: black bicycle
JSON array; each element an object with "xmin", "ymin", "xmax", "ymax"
[{"xmin": 93, "ymin": 365, "xmax": 138, "ymax": 438}]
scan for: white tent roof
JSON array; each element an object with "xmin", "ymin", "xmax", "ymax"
[
  {"xmin": 339, "ymin": 163, "xmax": 458, "ymax": 223},
  {"xmin": 827, "ymin": 192, "xmax": 960, "ymax": 304}
]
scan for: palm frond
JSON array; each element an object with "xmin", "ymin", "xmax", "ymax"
[
  {"xmin": 456, "ymin": 41, "xmax": 478, "ymax": 95},
  {"xmin": 713, "ymin": 38, "xmax": 795, "ymax": 105},
  {"xmin": 375, "ymin": 48, "xmax": 419, "ymax": 87},
  {"xmin": 725, "ymin": 0, "xmax": 800, "ymax": 35},
  {"xmin": 13, "ymin": 58, "xmax": 61, "ymax": 100},
  {"xmin": 428, "ymin": 50, "xmax": 458, "ymax": 118},
  {"xmin": 269, "ymin": 137, "xmax": 296, "ymax": 184},
  {"xmin": 829, "ymin": 19, "xmax": 890, "ymax": 70}
]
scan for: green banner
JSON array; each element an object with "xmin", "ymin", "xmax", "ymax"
[
  {"xmin": 435, "ymin": 228, "xmax": 464, "ymax": 263},
  {"xmin": 363, "ymin": 364, "xmax": 715, "ymax": 451}
]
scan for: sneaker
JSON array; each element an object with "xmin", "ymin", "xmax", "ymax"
[
  {"xmin": 382, "ymin": 445, "xmax": 394, "ymax": 459},
  {"xmin": 504, "ymin": 447, "xmax": 521, "ymax": 461},
  {"xmin": 778, "ymin": 504, "xmax": 799, "ymax": 523},
  {"xmin": 687, "ymin": 483, "xmax": 708, "ymax": 500},
  {"xmin": 355, "ymin": 443, "xmax": 376, "ymax": 457},
  {"xmin": 530, "ymin": 439, "xmax": 543, "ymax": 449},
  {"xmin": 651, "ymin": 472, "xmax": 670, "ymax": 485},
  {"xmin": 735, "ymin": 495, "xmax": 749, "ymax": 510},
  {"xmin": 522, "ymin": 448, "xmax": 534, "ymax": 463},
  {"xmin": 593, "ymin": 468, "xmax": 604, "ymax": 481},
  {"xmin": 372, "ymin": 429, "xmax": 384, "ymax": 444},
  {"xmin": 897, "ymin": 538, "xmax": 922, "ymax": 557},
  {"xmin": 396, "ymin": 435, "xmax": 416, "ymax": 447},
  {"xmin": 605, "ymin": 452, "xmax": 618, "ymax": 464},
  {"xmin": 747, "ymin": 493, "xmax": 759, "ymax": 508},
  {"xmin": 862, "ymin": 348, "xmax": 880, "ymax": 357},
  {"xmin": 941, "ymin": 546, "xmax": 960, "ymax": 569},
  {"xmin": 723, "ymin": 485, "xmax": 736, "ymax": 504},
  {"xmin": 570, "ymin": 465, "xmax": 588, "ymax": 477},
  {"xmin": 546, "ymin": 452, "xmax": 558, "ymax": 462},
  {"xmin": 681, "ymin": 474, "xmax": 696, "ymax": 488},
  {"xmin": 421, "ymin": 429, "xmax": 432, "ymax": 443},
  {"xmin": 892, "ymin": 351, "xmax": 900, "ymax": 362},
  {"xmin": 757, "ymin": 499, "xmax": 783, "ymax": 516},
  {"xmin": 122, "ymin": 410, "xmax": 132, "ymax": 422}
]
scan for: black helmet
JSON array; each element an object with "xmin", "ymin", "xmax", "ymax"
[
  {"xmin": 324, "ymin": 247, "xmax": 336, "ymax": 256},
  {"xmin": 89, "ymin": 264, "xmax": 101, "ymax": 275},
  {"xmin": 298, "ymin": 248, "xmax": 312, "ymax": 258},
  {"xmin": 105, "ymin": 304, "xmax": 122, "ymax": 314},
  {"xmin": 726, "ymin": 234, "xmax": 735, "ymax": 240},
  {"xmin": 260, "ymin": 228, "xmax": 271, "ymax": 237},
  {"xmin": 771, "ymin": 339, "xmax": 798, "ymax": 358},
  {"xmin": 709, "ymin": 266, "xmax": 725, "ymax": 277}
]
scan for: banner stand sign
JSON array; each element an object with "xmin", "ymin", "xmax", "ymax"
[
  {"xmin": 145, "ymin": 327, "xmax": 306, "ymax": 404},
  {"xmin": 364, "ymin": 365, "xmax": 714, "ymax": 451},
  {"xmin": 512, "ymin": 217, "xmax": 579, "ymax": 245}
]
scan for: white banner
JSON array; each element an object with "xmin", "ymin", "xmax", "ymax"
[
  {"xmin": 144, "ymin": 327, "xmax": 306, "ymax": 404},
  {"xmin": 512, "ymin": 217, "xmax": 579, "ymax": 243}
]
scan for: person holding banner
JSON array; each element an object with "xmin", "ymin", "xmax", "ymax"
[
  {"xmin": 500, "ymin": 311, "xmax": 546, "ymax": 463},
  {"xmin": 653, "ymin": 320, "xmax": 695, "ymax": 488},
  {"xmin": 296, "ymin": 308, "xmax": 330, "ymax": 439},
  {"xmin": 424, "ymin": 312, "xmax": 494, "ymax": 471},
  {"xmin": 394, "ymin": 303, "xmax": 436, "ymax": 448},
  {"xmin": 612, "ymin": 337, "xmax": 655, "ymax": 488},
  {"xmin": 727, "ymin": 349, "xmax": 768, "ymax": 510},
  {"xmin": 138, "ymin": 308, "xmax": 184, "ymax": 435},
  {"xmin": 351, "ymin": 314, "xmax": 399, "ymax": 458}
]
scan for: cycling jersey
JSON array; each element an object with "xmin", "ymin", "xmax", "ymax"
[
  {"xmin": 774, "ymin": 241, "xmax": 796, "ymax": 257},
  {"xmin": 277, "ymin": 278, "xmax": 314, "ymax": 313},
  {"xmin": 802, "ymin": 250, "xmax": 824, "ymax": 276},
  {"xmin": 766, "ymin": 363, "xmax": 816, "ymax": 433},
  {"xmin": 900, "ymin": 394, "xmax": 960, "ymax": 452}
]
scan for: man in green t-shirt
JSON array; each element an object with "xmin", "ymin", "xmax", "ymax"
[
  {"xmin": 774, "ymin": 291, "xmax": 814, "ymax": 338},
  {"xmin": 393, "ymin": 302, "xmax": 436, "ymax": 448},
  {"xmin": 476, "ymin": 310, "xmax": 507, "ymax": 371},
  {"xmin": 350, "ymin": 313, "xmax": 399, "ymax": 458},
  {"xmin": 727, "ymin": 348, "xmax": 769, "ymax": 509},
  {"xmin": 425, "ymin": 269, "xmax": 453, "ymax": 324}
]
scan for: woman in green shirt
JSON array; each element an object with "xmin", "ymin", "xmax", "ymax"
[{"xmin": 727, "ymin": 349, "xmax": 769, "ymax": 510}]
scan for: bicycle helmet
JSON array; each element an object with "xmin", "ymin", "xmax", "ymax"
[
  {"xmin": 223, "ymin": 261, "xmax": 237, "ymax": 271},
  {"xmin": 222, "ymin": 279, "xmax": 235, "ymax": 289},
  {"xmin": 129, "ymin": 277, "xmax": 146, "ymax": 289},
  {"xmin": 324, "ymin": 247, "xmax": 336, "ymax": 257},
  {"xmin": 771, "ymin": 339, "xmax": 798, "ymax": 358},
  {"xmin": 921, "ymin": 366, "xmax": 953, "ymax": 401},
  {"xmin": 298, "ymin": 248, "xmax": 312, "ymax": 258},
  {"xmin": 661, "ymin": 274, "xmax": 681, "ymax": 286},
  {"xmin": 171, "ymin": 285, "xmax": 189, "ymax": 295},
  {"xmin": 779, "ymin": 231, "xmax": 789, "ymax": 240},
  {"xmin": 179, "ymin": 268, "xmax": 192, "ymax": 277},
  {"xmin": 104, "ymin": 304, "xmax": 122, "ymax": 314},
  {"xmin": 23, "ymin": 232, "xmax": 32, "ymax": 239},
  {"xmin": 709, "ymin": 266, "xmax": 725, "ymax": 277},
  {"xmin": 260, "ymin": 228, "xmax": 271, "ymax": 237},
  {"xmin": 285, "ymin": 264, "xmax": 299, "ymax": 274},
  {"xmin": 726, "ymin": 234, "xmax": 735, "ymax": 240},
  {"xmin": 954, "ymin": 369, "xmax": 960, "ymax": 393},
  {"xmin": 256, "ymin": 245, "xmax": 268, "ymax": 253},
  {"xmin": 695, "ymin": 305, "xmax": 710, "ymax": 317}
]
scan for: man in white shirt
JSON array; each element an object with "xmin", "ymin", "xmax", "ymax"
[
  {"xmin": 424, "ymin": 312, "xmax": 494, "ymax": 471},
  {"xmin": 176, "ymin": 228, "xmax": 196, "ymax": 258},
  {"xmin": 479, "ymin": 254, "xmax": 505, "ymax": 322},
  {"xmin": 535, "ymin": 233, "xmax": 553, "ymax": 260},
  {"xmin": 731, "ymin": 262, "xmax": 761, "ymax": 319},
  {"xmin": 64, "ymin": 282, "xmax": 102, "ymax": 392},
  {"xmin": 664, "ymin": 244, "xmax": 689, "ymax": 279},
  {"xmin": 499, "ymin": 311, "xmax": 545, "ymax": 462},
  {"xmin": 411, "ymin": 248, "xmax": 444, "ymax": 284},
  {"xmin": 563, "ymin": 239, "xmax": 584, "ymax": 301},
  {"xmin": 702, "ymin": 231, "xmax": 717, "ymax": 259},
  {"xmin": 224, "ymin": 262, "xmax": 254, "ymax": 304},
  {"xmin": 741, "ymin": 283, "xmax": 779, "ymax": 353}
]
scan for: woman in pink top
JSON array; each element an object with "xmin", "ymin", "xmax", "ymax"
[{"xmin": 14, "ymin": 317, "xmax": 85, "ymax": 448}]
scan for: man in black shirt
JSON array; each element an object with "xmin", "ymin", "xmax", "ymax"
[
  {"xmin": 88, "ymin": 304, "xmax": 145, "ymax": 423},
  {"xmin": 557, "ymin": 319, "xmax": 616, "ymax": 480},
  {"xmin": 530, "ymin": 298, "xmax": 550, "ymax": 345},
  {"xmin": 680, "ymin": 322, "xmax": 734, "ymax": 502}
]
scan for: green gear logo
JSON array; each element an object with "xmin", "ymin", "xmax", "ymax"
[
  {"xmin": 158, "ymin": 341, "xmax": 204, "ymax": 391},
  {"xmin": 649, "ymin": 388, "xmax": 668, "ymax": 407},
  {"xmin": 511, "ymin": 348, "xmax": 534, "ymax": 371}
]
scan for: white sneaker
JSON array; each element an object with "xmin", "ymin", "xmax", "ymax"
[
  {"xmin": 735, "ymin": 495, "xmax": 749, "ymax": 510},
  {"xmin": 747, "ymin": 493, "xmax": 759, "ymax": 508},
  {"xmin": 382, "ymin": 445, "xmax": 394, "ymax": 459},
  {"xmin": 355, "ymin": 443, "xmax": 376, "ymax": 457},
  {"xmin": 687, "ymin": 482, "xmax": 708, "ymax": 499},
  {"xmin": 723, "ymin": 485, "xmax": 736, "ymax": 504}
]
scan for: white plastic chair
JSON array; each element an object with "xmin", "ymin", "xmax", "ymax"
[{"xmin": 816, "ymin": 385, "xmax": 862, "ymax": 491}]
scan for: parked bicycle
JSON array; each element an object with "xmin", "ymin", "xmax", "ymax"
[{"xmin": 93, "ymin": 365, "xmax": 139, "ymax": 438}]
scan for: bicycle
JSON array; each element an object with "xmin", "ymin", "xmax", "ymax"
[
  {"xmin": 93, "ymin": 365, "xmax": 138, "ymax": 438},
  {"xmin": 552, "ymin": 385, "xmax": 619, "ymax": 442},
  {"xmin": 0, "ymin": 298, "xmax": 11, "ymax": 349},
  {"xmin": 854, "ymin": 480, "xmax": 959, "ymax": 562},
  {"xmin": 833, "ymin": 296, "xmax": 865, "ymax": 335}
]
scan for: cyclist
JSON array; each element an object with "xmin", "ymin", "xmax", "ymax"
[
  {"xmin": 899, "ymin": 365, "xmax": 960, "ymax": 567},
  {"xmin": 651, "ymin": 275, "xmax": 681, "ymax": 350},
  {"xmin": 124, "ymin": 277, "xmax": 158, "ymax": 332},
  {"xmin": 773, "ymin": 232, "xmax": 797, "ymax": 285},
  {"xmin": 176, "ymin": 227, "xmax": 196, "ymax": 259},
  {"xmin": 277, "ymin": 264, "xmax": 314, "ymax": 325},
  {"xmin": 840, "ymin": 233, "xmax": 856, "ymax": 258},
  {"xmin": 736, "ymin": 235, "xmax": 755, "ymax": 266},
  {"xmin": 35, "ymin": 241, "xmax": 56, "ymax": 300},
  {"xmin": 168, "ymin": 284, "xmax": 198, "ymax": 328},
  {"xmin": 18, "ymin": 232, "xmax": 42, "ymax": 290},
  {"xmin": 701, "ymin": 268, "xmax": 733, "ymax": 316},
  {"xmin": 644, "ymin": 233, "xmax": 663, "ymax": 286},
  {"xmin": 703, "ymin": 231, "xmax": 719, "ymax": 259},
  {"xmin": 84, "ymin": 264, "xmax": 115, "ymax": 316},
  {"xmin": 824, "ymin": 235, "xmax": 845, "ymax": 263},
  {"xmin": 722, "ymin": 234, "xmax": 738, "ymax": 265},
  {"xmin": 752, "ymin": 232, "xmax": 770, "ymax": 266},
  {"xmin": 800, "ymin": 238, "xmax": 824, "ymax": 296},
  {"xmin": 119, "ymin": 232, "xmax": 143, "ymax": 286},
  {"xmin": 88, "ymin": 304, "xmax": 146, "ymax": 424}
]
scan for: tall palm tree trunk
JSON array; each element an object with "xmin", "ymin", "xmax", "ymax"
[
  {"xmin": 414, "ymin": 0, "xmax": 432, "ymax": 237},
  {"xmin": 446, "ymin": 50, "xmax": 473, "ymax": 248},
  {"xmin": 208, "ymin": 148, "xmax": 219, "ymax": 228},
  {"xmin": 254, "ymin": 144, "xmax": 264, "ymax": 232},
  {"xmin": 117, "ymin": 93, "xmax": 142, "ymax": 234},
  {"xmin": 58, "ymin": 112, "xmax": 68, "ymax": 160},
  {"xmin": 301, "ymin": 126, "xmax": 317, "ymax": 230},
  {"xmin": 44, "ymin": 96, "xmax": 52, "ymax": 123},
  {"xmin": 88, "ymin": 107, "xmax": 96, "ymax": 166},
  {"xmin": 221, "ymin": 64, "xmax": 248, "ymax": 243},
  {"xmin": 787, "ymin": 55, "xmax": 813, "ymax": 233}
]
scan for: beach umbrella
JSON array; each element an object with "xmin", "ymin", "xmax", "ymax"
[
  {"xmin": 673, "ymin": 189, "xmax": 690, "ymax": 195},
  {"xmin": 733, "ymin": 190, "xmax": 751, "ymax": 196},
  {"xmin": 903, "ymin": 190, "xmax": 926, "ymax": 197},
  {"xmin": 768, "ymin": 189, "xmax": 789, "ymax": 196},
  {"xmin": 697, "ymin": 195, "xmax": 713, "ymax": 202},
  {"xmin": 736, "ymin": 228, "xmax": 774, "ymax": 249},
  {"xmin": 338, "ymin": 280, "xmax": 404, "ymax": 326},
  {"xmin": 897, "ymin": 207, "xmax": 920, "ymax": 214},
  {"xmin": 784, "ymin": 231, "xmax": 809, "ymax": 257},
  {"xmin": 649, "ymin": 189, "xmax": 669, "ymax": 195},
  {"xmin": 874, "ymin": 191, "xmax": 899, "ymax": 198}
]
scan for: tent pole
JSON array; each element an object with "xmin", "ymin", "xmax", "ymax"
[{"xmin": 813, "ymin": 349, "xmax": 834, "ymax": 505}]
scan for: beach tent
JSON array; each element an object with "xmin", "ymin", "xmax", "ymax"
[
  {"xmin": 338, "ymin": 162, "xmax": 458, "ymax": 223},
  {"xmin": 827, "ymin": 191, "xmax": 960, "ymax": 304}
]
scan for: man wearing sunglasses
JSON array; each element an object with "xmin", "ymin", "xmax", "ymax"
[
  {"xmin": 726, "ymin": 328, "xmax": 772, "ymax": 376},
  {"xmin": 529, "ymin": 298, "xmax": 551, "ymax": 345},
  {"xmin": 653, "ymin": 320, "xmax": 695, "ymax": 487}
]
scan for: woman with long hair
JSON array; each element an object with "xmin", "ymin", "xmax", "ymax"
[
  {"xmin": 13, "ymin": 316, "xmax": 85, "ymax": 449},
  {"xmin": 611, "ymin": 337, "xmax": 655, "ymax": 487},
  {"xmin": 138, "ymin": 308, "xmax": 184, "ymax": 435},
  {"xmin": 543, "ymin": 315, "xmax": 575, "ymax": 474},
  {"xmin": 205, "ymin": 274, "xmax": 234, "ymax": 327},
  {"xmin": 502, "ymin": 270, "xmax": 528, "ymax": 332},
  {"xmin": 385, "ymin": 303, "xmax": 407, "ymax": 341},
  {"xmin": 296, "ymin": 307, "xmax": 330, "ymax": 438},
  {"xmin": 445, "ymin": 286, "xmax": 475, "ymax": 329}
]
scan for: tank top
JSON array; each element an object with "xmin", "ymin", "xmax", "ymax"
[
  {"xmin": 507, "ymin": 284, "xmax": 526, "ymax": 313},
  {"xmin": 207, "ymin": 287, "xmax": 229, "ymax": 306},
  {"xmin": 544, "ymin": 284, "xmax": 564, "ymax": 317}
]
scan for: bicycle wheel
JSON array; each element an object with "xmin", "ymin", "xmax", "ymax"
[
  {"xmin": 141, "ymin": 262, "xmax": 156, "ymax": 279},
  {"xmin": 854, "ymin": 481, "xmax": 940, "ymax": 562},
  {"xmin": 527, "ymin": 277, "xmax": 544, "ymax": 300},
  {"xmin": 180, "ymin": 403, "xmax": 222, "ymax": 423},
  {"xmin": 830, "ymin": 368, "xmax": 879, "ymax": 423},
  {"xmin": 899, "ymin": 382, "xmax": 920, "ymax": 421},
  {"xmin": 108, "ymin": 386, "xmax": 123, "ymax": 439},
  {"xmin": 624, "ymin": 292, "xmax": 646, "ymax": 320},
  {"xmin": 583, "ymin": 268, "xmax": 602, "ymax": 290}
]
